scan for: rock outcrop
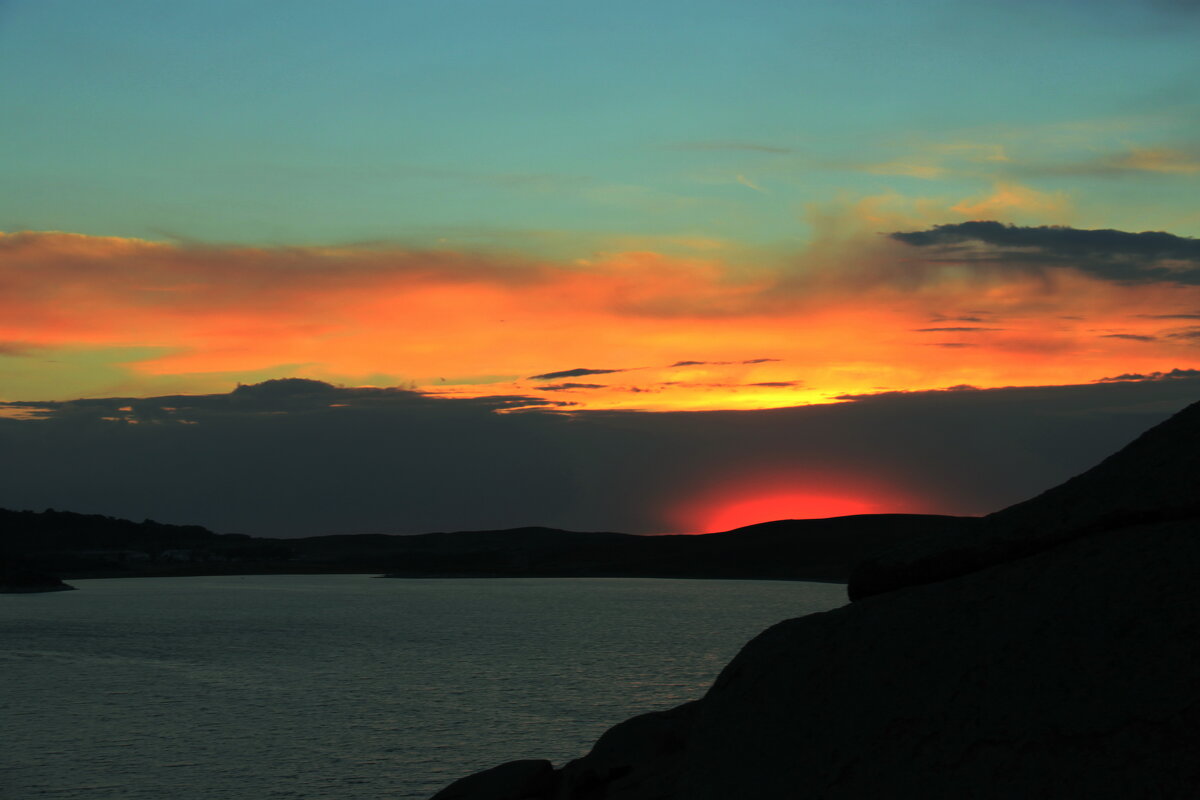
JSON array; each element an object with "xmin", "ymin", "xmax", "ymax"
[
  {"xmin": 0, "ymin": 566, "xmax": 75, "ymax": 593},
  {"xmin": 848, "ymin": 396, "xmax": 1200, "ymax": 600},
  {"xmin": 431, "ymin": 759, "xmax": 555, "ymax": 800},
  {"xmin": 429, "ymin": 398, "xmax": 1200, "ymax": 799}
]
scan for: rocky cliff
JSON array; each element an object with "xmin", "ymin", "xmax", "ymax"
[{"xmin": 431, "ymin": 399, "xmax": 1200, "ymax": 799}]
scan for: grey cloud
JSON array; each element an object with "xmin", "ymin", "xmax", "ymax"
[
  {"xmin": 891, "ymin": 221, "xmax": 1200, "ymax": 285},
  {"xmin": 3, "ymin": 378, "xmax": 561, "ymax": 424},
  {"xmin": 538, "ymin": 383, "xmax": 606, "ymax": 391},
  {"xmin": 913, "ymin": 327, "xmax": 1004, "ymax": 333},
  {"xmin": 1098, "ymin": 368, "xmax": 1200, "ymax": 382},
  {"xmin": 4, "ymin": 378, "xmax": 1199, "ymax": 538},
  {"xmin": 1100, "ymin": 333, "xmax": 1157, "ymax": 341},
  {"xmin": 669, "ymin": 358, "xmax": 779, "ymax": 368},
  {"xmin": 527, "ymin": 367, "xmax": 626, "ymax": 380}
]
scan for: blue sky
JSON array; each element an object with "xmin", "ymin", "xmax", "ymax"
[
  {"xmin": 3, "ymin": 1, "xmax": 1200, "ymax": 530},
  {"xmin": 4, "ymin": 0, "xmax": 1199, "ymax": 249}
]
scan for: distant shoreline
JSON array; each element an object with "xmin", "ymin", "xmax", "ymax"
[{"xmin": 33, "ymin": 569, "xmax": 848, "ymax": 585}]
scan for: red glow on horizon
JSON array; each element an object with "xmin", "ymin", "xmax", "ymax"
[
  {"xmin": 697, "ymin": 492, "xmax": 879, "ymax": 533},
  {"xmin": 674, "ymin": 472, "xmax": 919, "ymax": 534}
]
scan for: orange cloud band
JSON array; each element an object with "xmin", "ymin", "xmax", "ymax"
[{"xmin": 2, "ymin": 230, "xmax": 1198, "ymax": 409}]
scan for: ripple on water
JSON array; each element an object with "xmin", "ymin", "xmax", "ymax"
[{"xmin": 2, "ymin": 575, "xmax": 845, "ymax": 799}]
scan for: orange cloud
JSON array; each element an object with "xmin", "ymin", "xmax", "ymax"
[
  {"xmin": 950, "ymin": 182, "xmax": 1071, "ymax": 221},
  {"xmin": 1110, "ymin": 147, "xmax": 1200, "ymax": 176},
  {"xmin": 3, "ymin": 228, "xmax": 1199, "ymax": 410}
]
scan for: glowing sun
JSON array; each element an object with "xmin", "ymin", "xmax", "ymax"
[{"xmin": 696, "ymin": 491, "xmax": 881, "ymax": 533}]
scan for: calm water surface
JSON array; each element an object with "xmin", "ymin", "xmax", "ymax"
[{"xmin": 1, "ymin": 575, "xmax": 846, "ymax": 799}]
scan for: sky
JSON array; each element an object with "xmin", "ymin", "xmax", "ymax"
[{"xmin": 2, "ymin": 0, "xmax": 1200, "ymax": 534}]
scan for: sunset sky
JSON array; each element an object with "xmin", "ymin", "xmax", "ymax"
[{"xmin": 3, "ymin": 1, "xmax": 1200, "ymax": 534}]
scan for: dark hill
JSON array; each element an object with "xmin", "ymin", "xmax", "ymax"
[
  {"xmin": 432, "ymin": 398, "xmax": 1200, "ymax": 799},
  {"xmin": 849, "ymin": 397, "xmax": 1200, "ymax": 599},
  {"xmin": 0, "ymin": 507, "xmax": 236, "ymax": 553},
  {"xmin": 2, "ymin": 507, "xmax": 979, "ymax": 583}
]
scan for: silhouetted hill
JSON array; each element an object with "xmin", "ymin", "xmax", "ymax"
[
  {"xmin": 433, "ymin": 398, "xmax": 1200, "ymax": 799},
  {"xmin": 1, "ymin": 507, "xmax": 979, "ymax": 583},
  {"xmin": 0, "ymin": 508, "xmax": 232, "ymax": 551},
  {"xmin": 0, "ymin": 508, "xmax": 289, "ymax": 578},
  {"xmin": 849, "ymin": 398, "xmax": 1200, "ymax": 599}
]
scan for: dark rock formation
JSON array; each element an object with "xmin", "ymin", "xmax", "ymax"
[
  {"xmin": 0, "ymin": 566, "xmax": 75, "ymax": 593},
  {"xmin": 848, "ymin": 396, "xmax": 1200, "ymax": 600},
  {"xmin": 430, "ymin": 759, "xmax": 555, "ymax": 800},
  {"xmin": 430, "ymin": 398, "xmax": 1200, "ymax": 798},
  {"xmin": 674, "ymin": 518, "xmax": 1200, "ymax": 798},
  {"xmin": 554, "ymin": 702, "xmax": 697, "ymax": 799}
]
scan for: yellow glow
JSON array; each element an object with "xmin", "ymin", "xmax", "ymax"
[{"xmin": 2, "ymin": 231, "xmax": 1198, "ymax": 409}]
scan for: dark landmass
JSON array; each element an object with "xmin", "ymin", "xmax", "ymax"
[
  {"xmin": 0, "ymin": 506, "xmax": 979, "ymax": 585},
  {"xmin": 433, "ymin": 398, "xmax": 1200, "ymax": 799},
  {"xmin": 0, "ymin": 560, "xmax": 75, "ymax": 593}
]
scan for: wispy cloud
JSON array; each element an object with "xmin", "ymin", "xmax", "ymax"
[
  {"xmin": 0, "ymin": 341, "xmax": 36, "ymax": 357},
  {"xmin": 948, "ymin": 182, "xmax": 1071, "ymax": 219},
  {"xmin": 912, "ymin": 327, "xmax": 1005, "ymax": 333},
  {"xmin": 537, "ymin": 382, "xmax": 607, "ymax": 391},
  {"xmin": 664, "ymin": 140, "xmax": 793, "ymax": 154},
  {"xmin": 670, "ymin": 358, "xmax": 779, "ymax": 368},
  {"xmin": 736, "ymin": 174, "xmax": 767, "ymax": 193},
  {"xmin": 863, "ymin": 160, "xmax": 946, "ymax": 180},
  {"xmin": 528, "ymin": 367, "xmax": 626, "ymax": 380},
  {"xmin": 1018, "ymin": 146, "xmax": 1200, "ymax": 178}
]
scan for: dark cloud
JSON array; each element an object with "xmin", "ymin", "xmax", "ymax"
[
  {"xmin": 925, "ymin": 343, "xmax": 977, "ymax": 348},
  {"xmin": 527, "ymin": 367, "xmax": 625, "ymax": 380},
  {"xmin": 3, "ymin": 378, "xmax": 1199, "ymax": 537},
  {"xmin": 1099, "ymin": 333, "xmax": 1157, "ymax": 341},
  {"xmin": 891, "ymin": 221, "xmax": 1200, "ymax": 285},
  {"xmin": 670, "ymin": 358, "xmax": 780, "ymax": 368},
  {"xmin": 538, "ymin": 383, "xmax": 606, "ymax": 391},
  {"xmin": 747, "ymin": 382, "xmax": 801, "ymax": 388},
  {"xmin": 1098, "ymin": 368, "xmax": 1200, "ymax": 382},
  {"xmin": 1136, "ymin": 313, "xmax": 1200, "ymax": 319},
  {"xmin": 912, "ymin": 327, "xmax": 1004, "ymax": 333},
  {"xmin": 2, "ymin": 378, "xmax": 561, "ymax": 423}
]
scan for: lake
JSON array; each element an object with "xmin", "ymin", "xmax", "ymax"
[{"xmin": 1, "ymin": 574, "xmax": 846, "ymax": 799}]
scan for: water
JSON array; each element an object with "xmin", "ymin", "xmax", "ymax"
[{"xmin": 1, "ymin": 575, "xmax": 846, "ymax": 799}]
